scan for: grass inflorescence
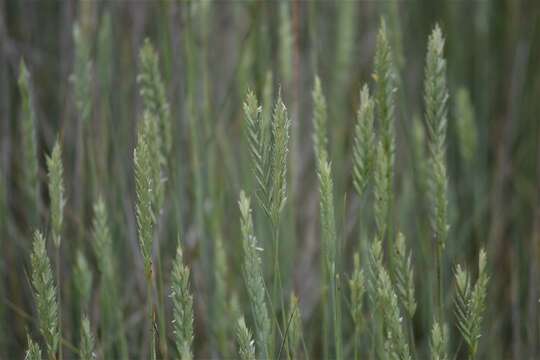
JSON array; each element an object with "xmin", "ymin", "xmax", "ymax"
[{"xmin": 6, "ymin": 9, "xmax": 502, "ymax": 360}]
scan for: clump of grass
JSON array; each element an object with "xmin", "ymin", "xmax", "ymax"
[
  {"xmin": 239, "ymin": 191, "xmax": 270, "ymax": 359},
  {"xmin": 454, "ymin": 249, "xmax": 489, "ymax": 359},
  {"xmin": 170, "ymin": 243, "xmax": 194, "ymax": 360},
  {"xmin": 424, "ymin": 24, "xmax": 449, "ymax": 322},
  {"xmin": 30, "ymin": 230, "xmax": 58, "ymax": 360},
  {"xmin": 236, "ymin": 317, "xmax": 256, "ymax": 360}
]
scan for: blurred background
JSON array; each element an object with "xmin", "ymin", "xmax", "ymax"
[{"xmin": 0, "ymin": 0, "xmax": 539, "ymax": 358}]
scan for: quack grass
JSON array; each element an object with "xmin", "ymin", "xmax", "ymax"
[{"xmin": 16, "ymin": 16, "xmax": 495, "ymax": 360}]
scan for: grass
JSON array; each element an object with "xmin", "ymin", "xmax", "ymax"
[{"xmin": 1, "ymin": 2, "xmax": 537, "ymax": 359}]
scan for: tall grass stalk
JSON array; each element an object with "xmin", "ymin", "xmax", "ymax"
[
  {"xmin": 138, "ymin": 38, "xmax": 171, "ymax": 358},
  {"xmin": 30, "ymin": 230, "xmax": 59, "ymax": 360},
  {"xmin": 46, "ymin": 139, "xmax": 64, "ymax": 359},
  {"xmin": 244, "ymin": 90, "xmax": 290, "ymax": 354},
  {"xmin": 424, "ymin": 24, "xmax": 449, "ymax": 323},
  {"xmin": 239, "ymin": 191, "xmax": 270, "ymax": 359},
  {"xmin": 171, "ymin": 242, "xmax": 194, "ymax": 360},
  {"xmin": 92, "ymin": 198, "xmax": 128, "ymax": 358},
  {"xmin": 134, "ymin": 112, "xmax": 160, "ymax": 359},
  {"xmin": 317, "ymin": 160, "xmax": 342, "ymax": 360},
  {"xmin": 312, "ymin": 75, "xmax": 331, "ymax": 358},
  {"xmin": 374, "ymin": 19, "xmax": 396, "ymax": 252}
]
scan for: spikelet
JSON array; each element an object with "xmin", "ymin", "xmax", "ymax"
[
  {"xmin": 239, "ymin": 191, "xmax": 270, "ymax": 359},
  {"xmin": 392, "ymin": 232, "xmax": 417, "ymax": 317},
  {"xmin": 454, "ymin": 249, "xmax": 489, "ymax": 358},
  {"xmin": 30, "ymin": 230, "xmax": 59, "ymax": 358},
  {"xmin": 236, "ymin": 317, "xmax": 256, "ymax": 360},
  {"xmin": 46, "ymin": 139, "xmax": 64, "ymax": 248},
  {"xmin": 353, "ymin": 84, "xmax": 376, "ymax": 198},
  {"xmin": 171, "ymin": 243, "xmax": 194, "ymax": 360}
]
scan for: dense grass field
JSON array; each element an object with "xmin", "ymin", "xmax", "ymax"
[{"xmin": 1, "ymin": 1, "xmax": 539, "ymax": 359}]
